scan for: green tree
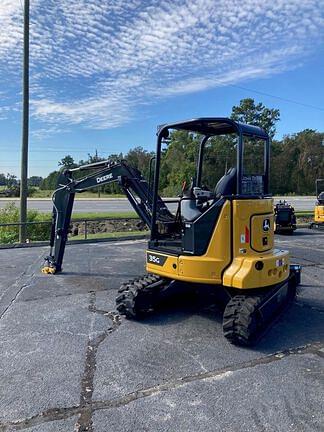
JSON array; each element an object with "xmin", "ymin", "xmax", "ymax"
[
  {"xmin": 40, "ymin": 154, "xmax": 78, "ymax": 191},
  {"xmin": 0, "ymin": 203, "xmax": 50, "ymax": 244},
  {"xmin": 39, "ymin": 171, "xmax": 59, "ymax": 190},
  {"xmin": 269, "ymin": 140, "xmax": 287, "ymax": 194},
  {"xmin": 200, "ymin": 135, "xmax": 237, "ymax": 189},
  {"xmin": 0, "ymin": 173, "xmax": 6, "ymax": 186},
  {"xmin": 58, "ymin": 155, "xmax": 77, "ymax": 169},
  {"xmin": 231, "ymin": 98, "xmax": 280, "ymax": 139},
  {"xmin": 28, "ymin": 176, "xmax": 43, "ymax": 187},
  {"xmin": 37, "ymin": 127, "xmax": 324, "ymax": 197},
  {"xmin": 125, "ymin": 146, "xmax": 155, "ymax": 180},
  {"xmin": 6, "ymin": 173, "xmax": 18, "ymax": 188},
  {"xmin": 160, "ymin": 130, "xmax": 200, "ymax": 196},
  {"xmin": 273, "ymin": 130, "xmax": 324, "ymax": 194}
]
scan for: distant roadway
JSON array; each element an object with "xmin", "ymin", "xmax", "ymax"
[{"xmin": 0, "ymin": 196, "xmax": 316, "ymax": 213}]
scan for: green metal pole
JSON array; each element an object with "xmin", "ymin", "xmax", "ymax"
[{"xmin": 19, "ymin": 0, "xmax": 30, "ymax": 243}]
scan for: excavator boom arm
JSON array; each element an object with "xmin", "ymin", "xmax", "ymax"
[{"xmin": 43, "ymin": 160, "xmax": 173, "ymax": 273}]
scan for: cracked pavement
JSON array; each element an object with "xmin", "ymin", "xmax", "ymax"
[{"xmin": 0, "ymin": 230, "xmax": 323, "ymax": 431}]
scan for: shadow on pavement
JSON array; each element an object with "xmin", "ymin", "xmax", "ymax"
[{"xmin": 139, "ymin": 285, "xmax": 324, "ymax": 353}]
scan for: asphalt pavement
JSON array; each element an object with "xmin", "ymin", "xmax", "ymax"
[
  {"xmin": 0, "ymin": 229, "xmax": 323, "ymax": 431},
  {"xmin": 0, "ymin": 196, "xmax": 317, "ymax": 213}
]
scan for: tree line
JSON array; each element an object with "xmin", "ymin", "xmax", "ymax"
[{"xmin": 1, "ymin": 99, "xmax": 323, "ymax": 196}]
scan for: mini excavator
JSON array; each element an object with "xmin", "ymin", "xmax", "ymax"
[
  {"xmin": 310, "ymin": 179, "xmax": 324, "ymax": 230},
  {"xmin": 274, "ymin": 200, "xmax": 297, "ymax": 234},
  {"xmin": 42, "ymin": 118, "xmax": 301, "ymax": 346}
]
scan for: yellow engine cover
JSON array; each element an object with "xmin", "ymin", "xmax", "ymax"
[
  {"xmin": 146, "ymin": 198, "xmax": 290, "ymax": 290},
  {"xmin": 223, "ymin": 199, "xmax": 289, "ymax": 289}
]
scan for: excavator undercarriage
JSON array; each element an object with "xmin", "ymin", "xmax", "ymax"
[{"xmin": 115, "ymin": 265, "xmax": 300, "ymax": 346}]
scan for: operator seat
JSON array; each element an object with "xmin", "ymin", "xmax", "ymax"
[
  {"xmin": 181, "ymin": 168, "xmax": 237, "ymax": 222},
  {"xmin": 214, "ymin": 167, "xmax": 237, "ymax": 199},
  {"xmin": 180, "ymin": 189, "xmax": 202, "ymax": 222},
  {"xmin": 180, "ymin": 167, "xmax": 238, "ymax": 254}
]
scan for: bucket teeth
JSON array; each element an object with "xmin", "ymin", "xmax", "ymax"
[{"xmin": 41, "ymin": 265, "xmax": 56, "ymax": 274}]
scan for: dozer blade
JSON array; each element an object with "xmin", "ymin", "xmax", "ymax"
[{"xmin": 223, "ymin": 265, "xmax": 301, "ymax": 346}]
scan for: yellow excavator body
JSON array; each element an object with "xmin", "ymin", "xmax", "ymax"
[
  {"xmin": 146, "ymin": 198, "xmax": 289, "ymax": 289},
  {"xmin": 314, "ymin": 204, "xmax": 324, "ymax": 224},
  {"xmin": 310, "ymin": 179, "xmax": 324, "ymax": 229}
]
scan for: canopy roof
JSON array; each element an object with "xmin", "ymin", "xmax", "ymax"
[{"xmin": 158, "ymin": 117, "xmax": 268, "ymax": 139}]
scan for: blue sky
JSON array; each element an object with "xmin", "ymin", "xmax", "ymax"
[{"xmin": 0, "ymin": 0, "xmax": 323, "ymax": 178}]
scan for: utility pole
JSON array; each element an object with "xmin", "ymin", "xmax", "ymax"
[{"xmin": 19, "ymin": 0, "xmax": 30, "ymax": 243}]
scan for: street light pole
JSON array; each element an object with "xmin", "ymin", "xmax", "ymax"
[{"xmin": 19, "ymin": 0, "xmax": 30, "ymax": 243}]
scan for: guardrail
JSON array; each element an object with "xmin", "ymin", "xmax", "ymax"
[{"xmin": 0, "ymin": 216, "xmax": 148, "ymax": 247}]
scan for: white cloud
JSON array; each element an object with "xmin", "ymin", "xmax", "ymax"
[
  {"xmin": 0, "ymin": 1, "xmax": 22, "ymax": 58},
  {"xmin": 0, "ymin": 0, "xmax": 323, "ymax": 132}
]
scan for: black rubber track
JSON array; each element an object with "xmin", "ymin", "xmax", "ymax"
[
  {"xmin": 223, "ymin": 281, "xmax": 297, "ymax": 347},
  {"xmin": 223, "ymin": 295, "xmax": 263, "ymax": 346},
  {"xmin": 116, "ymin": 274, "xmax": 169, "ymax": 319}
]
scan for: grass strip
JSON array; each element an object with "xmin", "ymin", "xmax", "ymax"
[
  {"xmin": 29, "ymin": 211, "xmax": 138, "ymax": 221},
  {"xmin": 29, "ymin": 189, "xmax": 125, "ymax": 198}
]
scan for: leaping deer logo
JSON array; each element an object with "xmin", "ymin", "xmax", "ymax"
[{"xmin": 263, "ymin": 218, "xmax": 271, "ymax": 232}]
